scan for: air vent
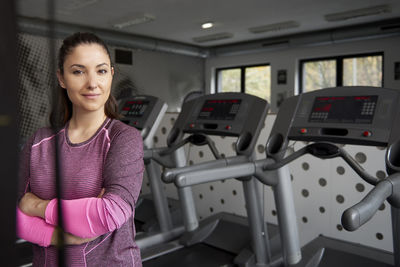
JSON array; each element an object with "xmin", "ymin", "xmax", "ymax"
[
  {"xmin": 193, "ymin": 32, "xmax": 233, "ymax": 43},
  {"xmin": 249, "ymin": 21, "xmax": 300, "ymax": 34},
  {"xmin": 57, "ymin": 0, "xmax": 99, "ymax": 15},
  {"xmin": 324, "ymin": 5, "xmax": 391, "ymax": 22},
  {"xmin": 380, "ymin": 23, "xmax": 400, "ymax": 31},
  {"xmin": 115, "ymin": 49, "xmax": 132, "ymax": 65},
  {"xmin": 111, "ymin": 13, "xmax": 156, "ymax": 29},
  {"xmin": 261, "ymin": 40, "xmax": 289, "ymax": 47}
]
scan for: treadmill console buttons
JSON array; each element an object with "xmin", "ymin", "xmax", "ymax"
[
  {"xmin": 225, "ymin": 125, "xmax": 232, "ymax": 130},
  {"xmin": 189, "ymin": 123, "xmax": 195, "ymax": 128},
  {"xmin": 362, "ymin": 131, "xmax": 372, "ymax": 137}
]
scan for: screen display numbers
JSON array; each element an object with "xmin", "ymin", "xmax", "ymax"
[
  {"xmin": 121, "ymin": 100, "xmax": 149, "ymax": 118},
  {"xmin": 309, "ymin": 95, "xmax": 378, "ymax": 124},
  {"xmin": 198, "ymin": 99, "xmax": 242, "ymax": 120}
]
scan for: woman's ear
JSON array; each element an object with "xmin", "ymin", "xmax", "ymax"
[
  {"xmin": 111, "ymin": 66, "xmax": 114, "ymax": 76},
  {"xmin": 56, "ymin": 70, "xmax": 66, "ymax": 89}
]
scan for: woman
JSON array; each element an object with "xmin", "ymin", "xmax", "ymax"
[{"xmin": 17, "ymin": 32, "xmax": 144, "ymax": 266}]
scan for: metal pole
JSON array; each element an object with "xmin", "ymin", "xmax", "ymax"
[
  {"xmin": 273, "ymin": 166, "xmax": 302, "ymax": 265},
  {"xmin": 242, "ymin": 177, "xmax": 270, "ymax": 265},
  {"xmin": 146, "ymin": 159, "xmax": 173, "ymax": 232},
  {"xmin": 391, "ymin": 206, "xmax": 400, "ymax": 267},
  {"xmin": 174, "ymin": 147, "xmax": 199, "ymax": 231},
  {"xmin": 0, "ymin": 0, "xmax": 18, "ymax": 265}
]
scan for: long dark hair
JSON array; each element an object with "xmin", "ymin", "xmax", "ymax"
[{"xmin": 49, "ymin": 32, "xmax": 120, "ymax": 128}]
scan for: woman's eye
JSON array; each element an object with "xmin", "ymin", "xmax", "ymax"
[
  {"xmin": 73, "ymin": 70, "xmax": 83, "ymax": 75},
  {"xmin": 98, "ymin": 69, "xmax": 108, "ymax": 74}
]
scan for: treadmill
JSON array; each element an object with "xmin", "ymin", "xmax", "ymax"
[
  {"xmin": 263, "ymin": 86, "xmax": 399, "ymax": 267},
  {"xmin": 145, "ymin": 92, "xmax": 289, "ymax": 267},
  {"xmin": 118, "ymin": 95, "xmax": 185, "ymax": 252},
  {"xmin": 181, "ymin": 86, "xmax": 400, "ymax": 266}
]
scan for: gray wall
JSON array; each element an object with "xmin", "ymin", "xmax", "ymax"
[
  {"xmin": 205, "ymin": 35, "xmax": 400, "ymax": 113},
  {"xmin": 112, "ymin": 48, "xmax": 204, "ymax": 112}
]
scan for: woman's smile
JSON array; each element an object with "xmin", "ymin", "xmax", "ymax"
[{"xmin": 82, "ymin": 93, "xmax": 101, "ymax": 99}]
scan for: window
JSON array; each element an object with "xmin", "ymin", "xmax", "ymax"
[
  {"xmin": 300, "ymin": 53, "xmax": 383, "ymax": 93},
  {"xmin": 216, "ymin": 64, "xmax": 271, "ymax": 102}
]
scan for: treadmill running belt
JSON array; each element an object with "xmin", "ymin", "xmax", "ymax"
[
  {"xmin": 319, "ymin": 248, "xmax": 392, "ymax": 267},
  {"xmin": 143, "ymin": 243, "xmax": 235, "ymax": 267}
]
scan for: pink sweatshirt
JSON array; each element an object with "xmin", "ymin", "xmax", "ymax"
[{"xmin": 17, "ymin": 119, "xmax": 144, "ymax": 266}]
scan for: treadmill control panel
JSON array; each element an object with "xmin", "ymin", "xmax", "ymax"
[
  {"xmin": 168, "ymin": 92, "xmax": 269, "ymax": 155},
  {"xmin": 198, "ymin": 99, "xmax": 241, "ymax": 121},
  {"xmin": 121, "ymin": 100, "xmax": 150, "ymax": 118},
  {"xmin": 269, "ymin": 87, "xmax": 400, "ymax": 147},
  {"xmin": 118, "ymin": 95, "xmax": 167, "ymax": 140},
  {"xmin": 309, "ymin": 95, "xmax": 378, "ymax": 124}
]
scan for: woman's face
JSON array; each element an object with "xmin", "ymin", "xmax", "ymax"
[{"xmin": 57, "ymin": 43, "xmax": 114, "ymax": 115}]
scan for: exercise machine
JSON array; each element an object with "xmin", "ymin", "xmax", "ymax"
[
  {"xmin": 118, "ymin": 95, "xmax": 186, "ymax": 253},
  {"xmin": 145, "ymin": 92, "xmax": 291, "ymax": 267}
]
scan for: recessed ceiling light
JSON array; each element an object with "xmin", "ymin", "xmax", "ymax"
[
  {"xmin": 201, "ymin": 22, "xmax": 214, "ymax": 29},
  {"xmin": 324, "ymin": 5, "xmax": 391, "ymax": 22},
  {"xmin": 111, "ymin": 13, "xmax": 156, "ymax": 29}
]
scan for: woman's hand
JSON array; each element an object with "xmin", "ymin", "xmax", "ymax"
[
  {"xmin": 19, "ymin": 192, "xmax": 50, "ymax": 219},
  {"xmin": 51, "ymin": 227, "xmax": 97, "ymax": 246}
]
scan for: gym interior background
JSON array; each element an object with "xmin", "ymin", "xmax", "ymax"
[{"xmin": 11, "ymin": 0, "xmax": 400, "ymax": 263}]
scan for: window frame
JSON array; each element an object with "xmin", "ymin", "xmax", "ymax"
[
  {"xmin": 215, "ymin": 63, "xmax": 271, "ymax": 95},
  {"xmin": 299, "ymin": 52, "xmax": 384, "ymax": 93}
]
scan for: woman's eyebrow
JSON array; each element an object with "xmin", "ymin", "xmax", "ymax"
[
  {"xmin": 69, "ymin": 63, "xmax": 109, "ymax": 69},
  {"xmin": 96, "ymin": 63, "xmax": 109, "ymax": 68},
  {"xmin": 69, "ymin": 64, "xmax": 85, "ymax": 69}
]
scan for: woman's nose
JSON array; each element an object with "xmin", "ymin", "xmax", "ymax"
[{"xmin": 86, "ymin": 72, "xmax": 98, "ymax": 89}]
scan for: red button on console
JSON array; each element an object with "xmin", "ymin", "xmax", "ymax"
[
  {"xmin": 225, "ymin": 125, "xmax": 232, "ymax": 130},
  {"xmin": 363, "ymin": 131, "xmax": 372, "ymax": 137},
  {"xmin": 300, "ymin": 128, "xmax": 307, "ymax": 134}
]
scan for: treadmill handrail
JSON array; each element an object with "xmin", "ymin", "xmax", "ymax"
[
  {"xmin": 341, "ymin": 176, "xmax": 397, "ymax": 231},
  {"xmin": 263, "ymin": 142, "xmax": 380, "ymax": 185},
  {"xmin": 175, "ymin": 161, "xmax": 256, "ymax": 187},
  {"xmin": 338, "ymin": 148, "xmax": 379, "ymax": 186},
  {"xmin": 143, "ymin": 137, "xmax": 193, "ymax": 168},
  {"xmin": 162, "ymin": 155, "xmax": 248, "ymax": 183}
]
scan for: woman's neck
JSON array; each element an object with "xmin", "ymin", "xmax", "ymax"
[{"xmin": 68, "ymin": 109, "xmax": 107, "ymax": 143}]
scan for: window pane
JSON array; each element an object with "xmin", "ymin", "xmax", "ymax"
[
  {"xmin": 343, "ymin": 55, "xmax": 382, "ymax": 87},
  {"xmin": 218, "ymin": 68, "xmax": 241, "ymax": 93},
  {"xmin": 303, "ymin": 60, "xmax": 336, "ymax": 92},
  {"xmin": 245, "ymin": 65, "xmax": 271, "ymax": 102}
]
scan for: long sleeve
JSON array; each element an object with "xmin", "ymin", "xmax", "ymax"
[
  {"xmin": 17, "ymin": 135, "xmax": 56, "ymax": 247},
  {"xmin": 44, "ymin": 193, "xmax": 132, "ymax": 238},
  {"xmin": 16, "ymin": 208, "xmax": 55, "ymax": 247},
  {"xmin": 44, "ymin": 127, "xmax": 144, "ymax": 238}
]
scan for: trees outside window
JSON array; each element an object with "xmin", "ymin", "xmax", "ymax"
[
  {"xmin": 217, "ymin": 64, "xmax": 271, "ymax": 102},
  {"xmin": 300, "ymin": 53, "xmax": 383, "ymax": 93}
]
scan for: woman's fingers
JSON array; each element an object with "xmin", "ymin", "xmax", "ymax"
[{"xmin": 97, "ymin": 188, "xmax": 106, "ymax": 198}]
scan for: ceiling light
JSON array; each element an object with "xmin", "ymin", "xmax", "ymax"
[
  {"xmin": 201, "ymin": 22, "xmax": 214, "ymax": 29},
  {"xmin": 193, "ymin": 32, "xmax": 233, "ymax": 43},
  {"xmin": 111, "ymin": 13, "xmax": 155, "ymax": 29},
  {"xmin": 249, "ymin": 21, "xmax": 300, "ymax": 34},
  {"xmin": 325, "ymin": 5, "xmax": 391, "ymax": 22}
]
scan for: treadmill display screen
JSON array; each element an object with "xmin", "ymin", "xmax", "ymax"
[
  {"xmin": 198, "ymin": 99, "xmax": 242, "ymax": 120},
  {"xmin": 121, "ymin": 100, "xmax": 149, "ymax": 118},
  {"xmin": 309, "ymin": 95, "xmax": 378, "ymax": 124}
]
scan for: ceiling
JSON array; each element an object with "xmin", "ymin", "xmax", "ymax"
[{"xmin": 17, "ymin": 0, "xmax": 400, "ymax": 48}]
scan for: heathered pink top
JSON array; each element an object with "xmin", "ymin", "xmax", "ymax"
[{"xmin": 17, "ymin": 118, "xmax": 144, "ymax": 267}]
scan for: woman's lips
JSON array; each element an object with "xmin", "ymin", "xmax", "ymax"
[{"xmin": 82, "ymin": 94, "xmax": 100, "ymax": 99}]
